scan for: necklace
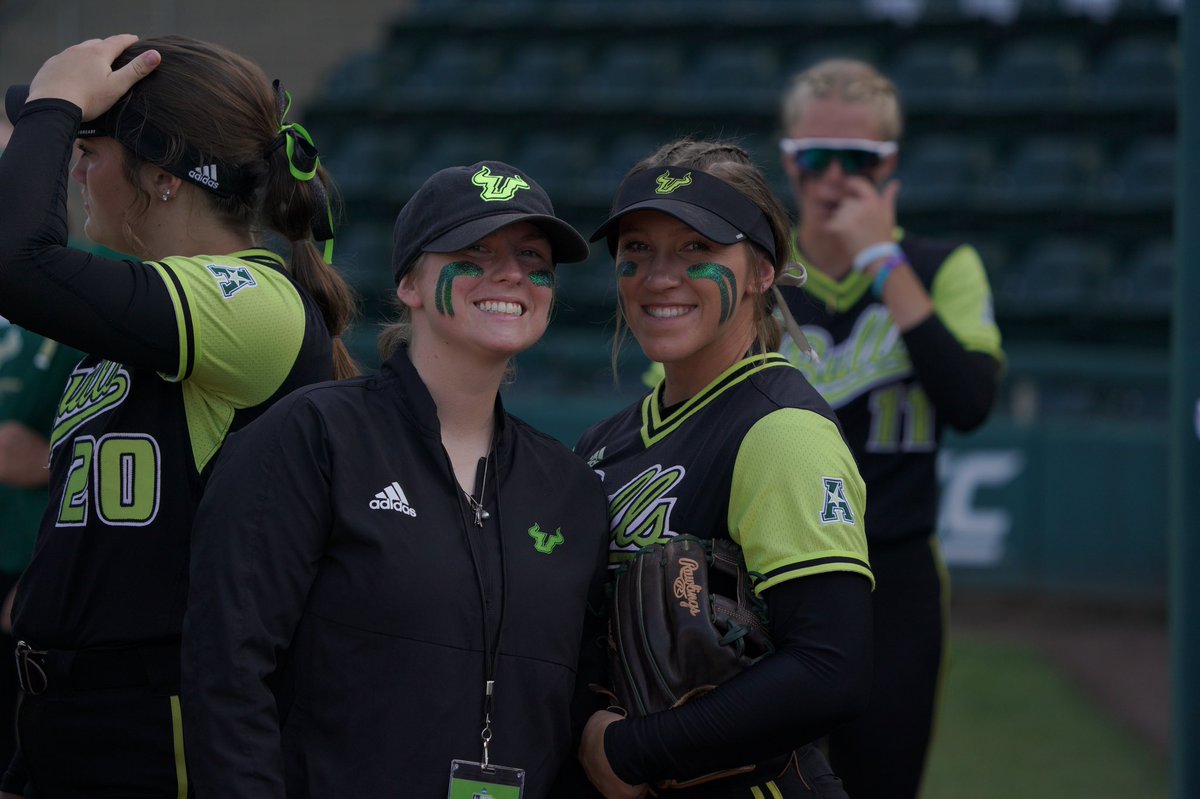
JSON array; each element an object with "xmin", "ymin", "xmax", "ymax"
[{"xmin": 463, "ymin": 452, "xmax": 490, "ymax": 527}]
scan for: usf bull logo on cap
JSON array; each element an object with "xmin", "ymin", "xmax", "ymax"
[
  {"xmin": 472, "ymin": 165, "xmax": 530, "ymax": 201},
  {"xmin": 390, "ymin": 160, "xmax": 590, "ymax": 285},
  {"xmin": 655, "ymin": 170, "xmax": 693, "ymax": 194}
]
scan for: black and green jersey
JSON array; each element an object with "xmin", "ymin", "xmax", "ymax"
[
  {"xmin": 777, "ymin": 233, "xmax": 1004, "ymax": 545},
  {"xmin": 11, "ymin": 249, "xmax": 332, "ymax": 649},
  {"xmin": 0, "ymin": 100, "xmax": 336, "ymax": 650},
  {"xmin": 0, "ymin": 320, "xmax": 83, "ymax": 574},
  {"xmin": 576, "ymin": 352, "xmax": 871, "ymax": 594}
]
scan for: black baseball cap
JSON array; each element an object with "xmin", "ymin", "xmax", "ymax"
[
  {"xmin": 5, "ymin": 84, "xmax": 254, "ymax": 197},
  {"xmin": 590, "ymin": 166, "xmax": 777, "ymax": 264},
  {"xmin": 391, "ymin": 161, "xmax": 589, "ymax": 285}
]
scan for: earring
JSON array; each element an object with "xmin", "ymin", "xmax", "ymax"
[{"xmin": 161, "ymin": 191, "xmax": 171, "ymax": 202}]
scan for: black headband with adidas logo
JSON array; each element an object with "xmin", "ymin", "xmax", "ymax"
[{"xmin": 6, "ymin": 84, "xmax": 255, "ymax": 199}]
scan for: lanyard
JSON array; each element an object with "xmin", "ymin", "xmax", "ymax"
[{"xmin": 455, "ymin": 445, "xmax": 508, "ymax": 766}]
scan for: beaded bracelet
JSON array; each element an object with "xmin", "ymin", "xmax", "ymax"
[
  {"xmin": 871, "ymin": 254, "xmax": 907, "ymax": 298},
  {"xmin": 852, "ymin": 241, "xmax": 902, "ymax": 272}
]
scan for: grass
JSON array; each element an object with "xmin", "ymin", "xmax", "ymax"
[{"xmin": 922, "ymin": 635, "xmax": 1169, "ymax": 799}]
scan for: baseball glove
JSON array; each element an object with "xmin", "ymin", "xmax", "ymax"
[{"xmin": 608, "ymin": 535, "xmax": 774, "ymax": 718}]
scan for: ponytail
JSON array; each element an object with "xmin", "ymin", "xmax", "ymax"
[
  {"xmin": 112, "ymin": 37, "xmax": 360, "ymax": 379},
  {"xmin": 260, "ymin": 152, "xmax": 359, "ymax": 379}
]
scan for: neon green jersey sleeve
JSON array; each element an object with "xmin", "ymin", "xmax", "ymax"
[{"xmin": 729, "ymin": 407, "xmax": 873, "ymax": 594}]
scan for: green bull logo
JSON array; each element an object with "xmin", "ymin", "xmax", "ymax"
[
  {"xmin": 472, "ymin": 165, "xmax": 531, "ymax": 201},
  {"xmin": 655, "ymin": 170, "xmax": 693, "ymax": 194}
]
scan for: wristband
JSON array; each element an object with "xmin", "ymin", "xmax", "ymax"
[
  {"xmin": 871, "ymin": 254, "xmax": 906, "ymax": 298},
  {"xmin": 852, "ymin": 241, "xmax": 901, "ymax": 272}
]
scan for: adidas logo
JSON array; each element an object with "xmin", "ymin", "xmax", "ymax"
[
  {"xmin": 188, "ymin": 163, "xmax": 220, "ymax": 190},
  {"xmin": 368, "ymin": 481, "xmax": 418, "ymax": 516}
]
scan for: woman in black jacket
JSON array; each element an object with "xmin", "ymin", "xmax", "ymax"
[{"xmin": 182, "ymin": 162, "xmax": 612, "ymax": 799}]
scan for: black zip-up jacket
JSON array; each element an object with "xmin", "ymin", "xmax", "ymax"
[{"xmin": 182, "ymin": 347, "xmax": 610, "ymax": 798}]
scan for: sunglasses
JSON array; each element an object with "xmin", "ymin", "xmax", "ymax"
[{"xmin": 779, "ymin": 138, "xmax": 898, "ymax": 177}]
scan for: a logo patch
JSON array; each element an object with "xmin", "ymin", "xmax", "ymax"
[
  {"xmin": 472, "ymin": 165, "xmax": 530, "ymax": 201},
  {"xmin": 206, "ymin": 264, "xmax": 258, "ymax": 299},
  {"xmin": 673, "ymin": 556, "xmax": 702, "ymax": 616},
  {"xmin": 188, "ymin": 163, "xmax": 220, "ymax": 190},
  {"xmin": 655, "ymin": 170, "xmax": 693, "ymax": 194},
  {"xmin": 369, "ymin": 481, "xmax": 417, "ymax": 517},
  {"xmin": 820, "ymin": 477, "xmax": 856, "ymax": 524},
  {"xmin": 528, "ymin": 522, "xmax": 564, "ymax": 554},
  {"xmin": 586, "ymin": 447, "xmax": 606, "ymax": 468},
  {"xmin": 608, "ymin": 464, "xmax": 685, "ymax": 550}
]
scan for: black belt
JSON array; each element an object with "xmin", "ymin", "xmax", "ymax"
[{"xmin": 14, "ymin": 640, "xmax": 181, "ymax": 695}]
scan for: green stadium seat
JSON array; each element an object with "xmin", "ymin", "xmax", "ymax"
[
  {"xmin": 997, "ymin": 236, "xmax": 1114, "ymax": 314},
  {"xmin": 322, "ymin": 128, "xmax": 420, "ymax": 203},
  {"xmin": 488, "ymin": 43, "xmax": 587, "ymax": 108},
  {"xmin": 895, "ymin": 135, "xmax": 994, "ymax": 210},
  {"xmin": 569, "ymin": 44, "xmax": 683, "ymax": 110},
  {"xmin": 382, "ymin": 42, "xmax": 498, "ymax": 109},
  {"xmin": 1090, "ymin": 35, "xmax": 1178, "ymax": 109},
  {"xmin": 981, "ymin": 135, "xmax": 1103, "ymax": 209},
  {"xmin": 984, "ymin": 38, "xmax": 1087, "ymax": 109},
  {"xmin": 508, "ymin": 132, "xmax": 597, "ymax": 197},
  {"xmin": 1103, "ymin": 135, "xmax": 1175, "ymax": 210},
  {"xmin": 397, "ymin": 130, "xmax": 509, "ymax": 197},
  {"xmin": 1107, "ymin": 238, "xmax": 1173, "ymax": 315},
  {"xmin": 887, "ymin": 41, "xmax": 981, "ymax": 111},
  {"xmin": 661, "ymin": 46, "xmax": 782, "ymax": 113}
]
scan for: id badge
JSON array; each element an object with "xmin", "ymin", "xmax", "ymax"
[{"xmin": 447, "ymin": 758, "xmax": 524, "ymax": 799}]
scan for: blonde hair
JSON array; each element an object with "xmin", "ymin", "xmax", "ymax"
[
  {"xmin": 781, "ymin": 58, "xmax": 903, "ymax": 141},
  {"xmin": 609, "ymin": 138, "xmax": 794, "ymax": 375}
]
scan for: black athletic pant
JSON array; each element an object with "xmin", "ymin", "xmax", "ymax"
[
  {"xmin": 6, "ymin": 643, "xmax": 191, "ymax": 798},
  {"xmin": 827, "ymin": 534, "xmax": 946, "ymax": 799}
]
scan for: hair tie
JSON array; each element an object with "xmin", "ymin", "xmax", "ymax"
[{"xmin": 268, "ymin": 79, "xmax": 335, "ymax": 263}]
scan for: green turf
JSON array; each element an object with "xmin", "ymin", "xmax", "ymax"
[{"xmin": 921, "ymin": 635, "xmax": 1169, "ymax": 799}]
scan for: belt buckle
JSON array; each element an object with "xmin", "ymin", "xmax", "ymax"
[{"xmin": 14, "ymin": 640, "xmax": 48, "ymax": 695}]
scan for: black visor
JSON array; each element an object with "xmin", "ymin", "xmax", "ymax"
[
  {"xmin": 590, "ymin": 166, "xmax": 776, "ymax": 264},
  {"xmin": 6, "ymin": 84, "xmax": 255, "ymax": 198}
]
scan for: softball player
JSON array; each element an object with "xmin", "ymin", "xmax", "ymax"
[
  {"xmin": 775, "ymin": 59, "xmax": 1005, "ymax": 799},
  {"xmin": 575, "ymin": 139, "xmax": 873, "ymax": 798},
  {"xmin": 0, "ymin": 34, "xmax": 353, "ymax": 796}
]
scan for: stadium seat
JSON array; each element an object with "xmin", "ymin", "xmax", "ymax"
[
  {"xmin": 1090, "ymin": 35, "xmax": 1178, "ymax": 109},
  {"xmin": 894, "ymin": 135, "xmax": 994, "ymax": 210},
  {"xmin": 980, "ymin": 135, "xmax": 1103, "ymax": 209},
  {"xmin": 984, "ymin": 38, "xmax": 1087, "ymax": 110},
  {"xmin": 322, "ymin": 128, "xmax": 420, "ymax": 203},
  {"xmin": 661, "ymin": 46, "xmax": 782, "ymax": 113},
  {"xmin": 1106, "ymin": 238, "xmax": 1173, "ymax": 315},
  {"xmin": 507, "ymin": 132, "xmax": 597, "ymax": 197},
  {"xmin": 780, "ymin": 40, "xmax": 880, "ymax": 80},
  {"xmin": 1103, "ymin": 135, "xmax": 1175, "ymax": 210},
  {"xmin": 887, "ymin": 41, "xmax": 981, "ymax": 111},
  {"xmin": 487, "ymin": 43, "xmax": 587, "ymax": 108},
  {"xmin": 396, "ymin": 130, "xmax": 509, "ymax": 199},
  {"xmin": 570, "ymin": 43, "xmax": 684, "ymax": 110},
  {"xmin": 382, "ymin": 41, "xmax": 499, "ymax": 109},
  {"xmin": 997, "ymin": 236, "xmax": 1114, "ymax": 314}
]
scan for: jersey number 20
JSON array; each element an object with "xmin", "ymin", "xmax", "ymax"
[{"xmin": 57, "ymin": 434, "xmax": 161, "ymax": 527}]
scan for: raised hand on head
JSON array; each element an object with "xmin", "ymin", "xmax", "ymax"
[{"xmin": 26, "ymin": 34, "xmax": 160, "ymax": 121}]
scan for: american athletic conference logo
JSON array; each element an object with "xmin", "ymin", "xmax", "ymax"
[{"xmin": 188, "ymin": 163, "xmax": 220, "ymax": 190}]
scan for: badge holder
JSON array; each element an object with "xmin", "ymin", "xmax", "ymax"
[
  {"xmin": 447, "ymin": 681, "xmax": 524, "ymax": 799},
  {"xmin": 447, "ymin": 759, "xmax": 524, "ymax": 799}
]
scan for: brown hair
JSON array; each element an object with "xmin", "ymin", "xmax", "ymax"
[
  {"xmin": 610, "ymin": 138, "xmax": 793, "ymax": 371},
  {"xmin": 781, "ymin": 58, "xmax": 903, "ymax": 141},
  {"xmin": 113, "ymin": 35, "xmax": 358, "ymax": 379}
]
